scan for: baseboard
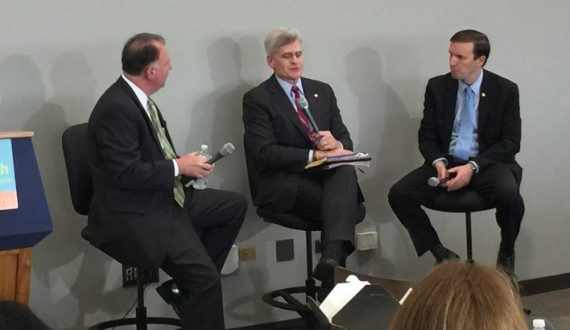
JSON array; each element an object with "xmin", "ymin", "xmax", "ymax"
[{"xmin": 519, "ymin": 272, "xmax": 570, "ymax": 296}]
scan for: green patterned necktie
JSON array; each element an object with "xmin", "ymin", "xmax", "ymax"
[{"xmin": 147, "ymin": 98, "xmax": 185, "ymax": 207}]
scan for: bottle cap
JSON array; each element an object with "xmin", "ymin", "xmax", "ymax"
[
  {"xmin": 533, "ymin": 319, "xmax": 545, "ymax": 328},
  {"xmin": 201, "ymin": 144, "xmax": 208, "ymax": 150}
]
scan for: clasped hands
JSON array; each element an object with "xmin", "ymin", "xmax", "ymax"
[
  {"xmin": 312, "ymin": 130, "xmax": 352, "ymax": 160},
  {"xmin": 175, "ymin": 152, "xmax": 213, "ymax": 178},
  {"xmin": 434, "ymin": 160, "xmax": 473, "ymax": 191}
]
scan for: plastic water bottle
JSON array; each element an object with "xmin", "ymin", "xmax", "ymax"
[
  {"xmin": 532, "ymin": 319, "xmax": 546, "ymax": 330},
  {"xmin": 192, "ymin": 144, "xmax": 210, "ymax": 190}
]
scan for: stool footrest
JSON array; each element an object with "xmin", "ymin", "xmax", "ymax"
[
  {"xmin": 262, "ymin": 286, "xmax": 309, "ymax": 312},
  {"xmin": 89, "ymin": 317, "xmax": 181, "ymax": 329}
]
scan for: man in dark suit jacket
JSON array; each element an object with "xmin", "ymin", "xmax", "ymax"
[
  {"xmin": 243, "ymin": 28, "xmax": 364, "ymax": 290},
  {"xmin": 87, "ymin": 33, "xmax": 246, "ymax": 330},
  {"xmin": 388, "ymin": 30, "xmax": 524, "ymax": 277}
]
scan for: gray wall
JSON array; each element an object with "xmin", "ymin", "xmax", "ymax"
[{"xmin": 1, "ymin": 1, "xmax": 569, "ymax": 328}]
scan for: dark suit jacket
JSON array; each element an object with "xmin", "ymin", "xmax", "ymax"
[
  {"xmin": 418, "ymin": 70, "xmax": 522, "ymax": 180},
  {"xmin": 86, "ymin": 77, "xmax": 182, "ymax": 268},
  {"xmin": 243, "ymin": 75, "xmax": 354, "ymax": 211}
]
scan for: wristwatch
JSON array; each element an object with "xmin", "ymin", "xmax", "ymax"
[{"xmin": 468, "ymin": 162, "xmax": 477, "ymax": 173}]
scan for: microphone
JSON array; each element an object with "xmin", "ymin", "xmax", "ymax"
[
  {"xmin": 427, "ymin": 176, "xmax": 450, "ymax": 187},
  {"xmin": 295, "ymin": 94, "xmax": 320, "ymax": 133},
  {"xmin": 207, "ymin": 142, "xmax": 235, "ymax": 164}
]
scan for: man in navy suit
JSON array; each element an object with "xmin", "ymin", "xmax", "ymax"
[
  {"xmin": 388, "ymin": 30, "xmax": 524, "ymax": 277},
  {"xmin": 243, "ymin": 28, "xmax": 364, "ymax": 292},
  {"xmin": 87, "ymin": 33, "xmax": 246, "ymax": 330}
]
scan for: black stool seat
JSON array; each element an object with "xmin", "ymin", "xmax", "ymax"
[
  {"xmin": 429, "ymin": 189, "xmax": 493, "ymax": 213},
  {"xmin": 425, "ymin": 189, "xmax": 494, "ymax": 262},
  {"xmin": 257, "ymin": 208, "xmax": 322, "ymax": 231}
]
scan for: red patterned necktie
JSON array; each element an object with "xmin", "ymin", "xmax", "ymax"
[{"xmin": 291, "ymin": 85, "xmax": 313, "ymax": 140}]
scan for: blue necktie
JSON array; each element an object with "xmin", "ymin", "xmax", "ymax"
[{"xmin": 453, "ymin": 87, "xmax": 476, "ymax": 161}]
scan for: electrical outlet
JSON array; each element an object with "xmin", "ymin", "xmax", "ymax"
[
  {"xmin": 239, "ymin": 247, "xmax": 256, "ymax": 261},
  {"xmin": 276, "ymin": 239, "xmax": 294, "ymax": 262},
  {"xmin": 122, "ymin": 266, "xmax": 159, "ymax": 288},
  {"xmin": 356, "ymin": 231, "xmax": 378, "ymax": 251},
  {"xmin": 315, "ymin": 239, "xmax": 322, "ymax": 254}
]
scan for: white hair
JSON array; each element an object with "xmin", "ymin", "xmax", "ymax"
[{"xmin": 264, "ymin": 27, "xmax": 302, "ymax": 56}]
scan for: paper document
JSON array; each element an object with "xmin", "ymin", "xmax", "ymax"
[
  {"xmin": 319, "ymin": 275, "xmax": 370, "ymax": 323},
  {"xmin": 305, "ymin": 152, "xmax": 371, "ymax": 170}
]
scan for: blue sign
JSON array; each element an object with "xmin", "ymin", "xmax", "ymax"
[{"xmin": 0, "ymin": 139, "xmax": 18, "ymax": 210}]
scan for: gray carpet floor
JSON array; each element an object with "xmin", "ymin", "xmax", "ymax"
[{"xmin": 523, "ymin": 288, "xmax": 570, "ymax": 330}]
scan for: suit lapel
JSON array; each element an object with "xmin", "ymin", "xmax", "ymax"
[
  {"xmin": 268, "ymin": 75, "xmax": 312, "ymax": 142},
  {"xmin": 117, "ymin": 78, "xmax": 163, "ymax": 150},
  {"xmin": 477, "ymin": 70, "xmax": 494, "ymax": 131},
  {"xmin": 443, "ymin": 76, "xmax": 458, "ymax": 144}
]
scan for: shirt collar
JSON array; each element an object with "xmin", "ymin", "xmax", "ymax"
[
  {"xmin": 122, "ymin": 74, "xmax": 149, "ymax": 111},
  {"xmin": 459, "ymin": 70, "xmax": 484, "ymax": 96},
  {"xmin": 275, "ymin": 76, "xmax": 304, "ymax": 96}
]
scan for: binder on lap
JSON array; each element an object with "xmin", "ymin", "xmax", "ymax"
[{"xmin": 305, "ymin": 152, "xmax": 371, "ymax": 170}]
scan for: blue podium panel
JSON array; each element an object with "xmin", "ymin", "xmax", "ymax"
[{"xmin": 0, "ymin": 136, "xmax": 53, "ymax": 251}]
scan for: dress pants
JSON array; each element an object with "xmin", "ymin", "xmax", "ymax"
[
  {"xmin": 161, "ymin": 188, "xmax": 247, "ymax": 330},
  {"xmin": 286, "ymin": 165, "xmax": 360, "ymax": 251},
  {"xmin": 388, "ymin": 162, "xmax": 524, "ymax": 256}
]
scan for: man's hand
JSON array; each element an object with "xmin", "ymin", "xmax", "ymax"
[
  {"xmin": 315, "ymin": 130, "xmax": 341, "ymax": 151},
  {"xmin": 175, "ymin": 152, "xmax": 213, "ymax": 178},
  {"xmin": 445, "ymin": 164, "xmax": 473, "ymax": 191},
  {"xmin": 314, "ymin": 148, "xmax": 353, "ymax": 161},
  {"xmin": 433, "ymin": 160, "xmax": 448, "ymax": 181}
]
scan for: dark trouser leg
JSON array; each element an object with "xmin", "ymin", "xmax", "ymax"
[
  {"xmin": 469, "ymin": 163, "xmax": 524, "ymax": 257},
  {"xmin": 186, "ymin": 188, "xmax": 247, "ymax": 271},
  {"xmin": 287, "ymin": 167, "xmax": 360, "ymax": 289},
  {"xmin": 388, "ymin": 164, "xmax": 441, "ymax": 256},
  {"xmin": 160, "ymin": 188, "xmax": 246, "ymax": 330},
  {"xmin": 290, "ymin": 166, "xmax": 360, "ymax": 258},
  {"xmin": 161, "ymin": 211, "xmax": 224, "ymax": 330}
]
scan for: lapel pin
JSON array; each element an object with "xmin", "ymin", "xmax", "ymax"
[
  {"xmin": 313, "ymin": 93, "xmax": 319, "ymax": 98},
  {"xmin": 481, "ymin": 92, "xmax": 486, "ymax": 97}
]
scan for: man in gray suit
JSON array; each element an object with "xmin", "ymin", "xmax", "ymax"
[
  {"xmin": 87, "ymin": 33, "xmax": 246, "ymax": 330},
  {"xmin": 243, "ymin": 28, "xmax": 364, "ymax": 294}
]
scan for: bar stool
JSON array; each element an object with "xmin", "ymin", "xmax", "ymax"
[
  {"xmin": 257, "ymin": 204, "xmax": 365, "ymax": 324},
  {"xmin": 425, "ymin": 189, "xmax": 494, "ymax": 263}
]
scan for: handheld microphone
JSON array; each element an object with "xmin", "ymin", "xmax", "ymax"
[
  {"xmin": 295, "ymin": 94, "xmax": 320, "ymax": 133},
  {"xmin": 207, "ymin": 142, "xmax": 235, "ymax": 164},
  {"xmin": 427, "ymin": 176, "xmax": 450, "ymax": 187}
]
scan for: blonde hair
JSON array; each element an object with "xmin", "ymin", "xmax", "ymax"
[{"xmin": 389, "ymin": 262, "xmax": 527, "ymax": 330}]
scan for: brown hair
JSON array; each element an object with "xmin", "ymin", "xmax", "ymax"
[
  {"xmin": 389, "ymin": 262, "xmax": 527, "ymax": 330},
  {"xmin": 122, "ymin": 33, "xmax": 165, "ymax": 75},
  {"xmin": 450, "ymin": 29, "xmax": 490, "ymax": 66}
]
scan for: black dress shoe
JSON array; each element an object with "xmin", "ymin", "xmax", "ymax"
[
  {"xmin": 156, "ymin": 280, "xmax": 182, "ymax": 316},
  {"xmin": 430, "ymin": 243, "xmax": 460, "ymax": 265},
  {"xmin": 313, "ymin": 256, "xmax": 338, "ymax": 283},
  {"xmin": 317, "ymin": 281, "xmax": 334, "ymax": 302},
  {"xmin": 497, "ymin": 252, "xmax": 516, "ymax": 280}
]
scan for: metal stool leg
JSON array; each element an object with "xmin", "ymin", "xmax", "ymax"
[
  {"xmin": 305, "ymin": 231, "xmax": 316, "ymax": 299},
  {"xmin": 465, "ymin": 212, "xmax": 473, "ymax": 263}
]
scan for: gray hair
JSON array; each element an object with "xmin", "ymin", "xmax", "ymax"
[{"xmin": 264, "ymin": 27, "xmax": 302, "ymax": 56}]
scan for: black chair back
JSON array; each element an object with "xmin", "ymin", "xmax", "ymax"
[{"xmin": 62, "ymin": 123, "xmax": 92, "ymax": 216}]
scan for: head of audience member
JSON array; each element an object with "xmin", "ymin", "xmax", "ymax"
[
  {"xmin": 264, "ymin": 27, "xmax": 303, "ymax": 84},
  {"xmin": 121, "ymin": 32, "xmax": 172, "ymax": 95},
  {"xmin": 448, "ymin": 29, "xmax": 490, "ymax": 84},
  {"xmin": 389, "ymin": 262, "xmax": 527, "ymax": 330},
  {"xmin": 0, "ymin": 300, "xmax": 51, "ymax": 330}
]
